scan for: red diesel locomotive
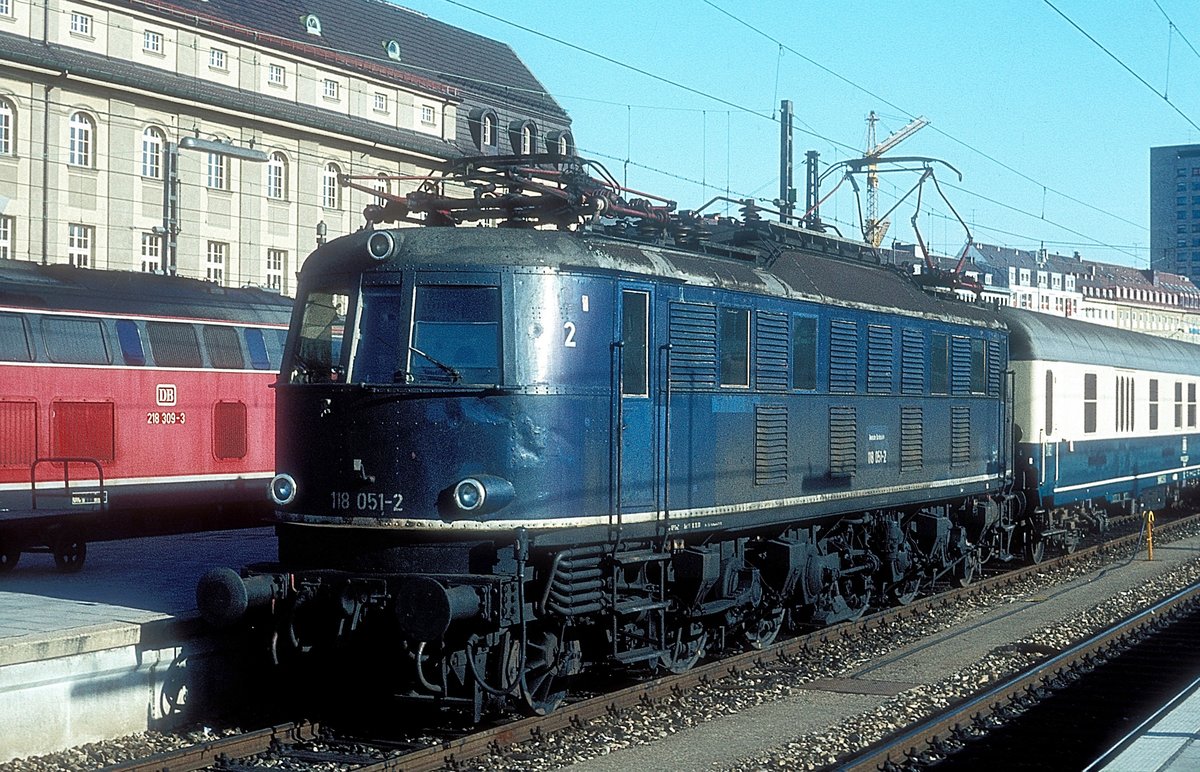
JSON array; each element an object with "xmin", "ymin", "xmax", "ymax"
[{"xmin": 0, "ymin": 259, "xmax": 292, "ymax": 571}]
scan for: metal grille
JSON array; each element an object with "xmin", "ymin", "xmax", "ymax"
[
  {"xmin": 755, "ymin": 405, "xmax": 788, "ymax": 485},
  {"xmin": 900, "ymin": 406, "xmax": 923, "ymax": 472},
  {"xmin": 900, "ymin": 329, "xmax": 924, "ymax": 395},
  {"xmin": 829, "ymin": 406, "xmax": 857, "ymax": 477},
  {"xmin": 755, "ymin": 312, "xmax": 789, "ymax": 392},
  {"xmin": 829, "ymin": 320, "xmax": 858, "ymax": 393},
  {"xmin": 668, "ymin": 302, "xmax": 718, "ymax": 388},
  {"xmin": 951, "ymin": 336, "xmax": 971, "ymax": 394},
  {"xmin": 52, "ymin": 401, "xmax": 114, "ymax": 462},
  {"xmin": 213, "ymin": 401, "xmax": 247, "ymax": 459},
  {"xmin": 204, "ymin": 325, "xmax": 246, "ymax": 369},
  {"xmin": 951, "ymin": 406, "xmax": 971, "ymax": 467},
  {"xmin": 988, "ymin": 339, "xmax": 1002, "ymax": 396},
  {"xmin": 0, "ymin": 401, "xmax": 36, "ymax": 467},
  {"xmin": 866, "ymin": 324, "xmax": 893, "ymax": 393}
]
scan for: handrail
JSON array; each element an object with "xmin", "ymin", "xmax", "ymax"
[{"xmin": 29, "ymin": 457, "xmax": 106, "ymax": 511}]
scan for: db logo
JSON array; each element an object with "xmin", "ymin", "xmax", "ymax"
[{"xmin": 156, "ymin": 384, "xmax": 177, "ymax": 407}]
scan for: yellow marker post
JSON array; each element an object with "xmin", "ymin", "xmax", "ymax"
[{"xmin": 1146, "ymin": 510, "xmax": 1155, "ymax": 561}]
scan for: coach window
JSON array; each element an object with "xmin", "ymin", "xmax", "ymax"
[
  {"xmin": 115, "ymin": 320, "xmax": 146, "ymax": 366},
  {"xmin": 621, "ymin": 290, "xmax": 649, "ymax": 397},
  {"xmin": 791, "ymin": 315, "xmax": 817, "ymax": 390},
  {"xmin": 930, "ymin": 333, "xmax": 949, "ymax": 395},
  {"xmin": 243, "ymin": 328, "xmax": 272, "ymax": 370},
  {"xmin": 1177, "ymin": 382, "xmax": 1185, "ymax": 428},
  {"xmin": 409, "ymin": 285, "xmax": 500, "ymax": 385},
  {"xmin": 1084, "ymin": 373, "xmax": 1098, "ymax": 434},
  {"xmin": 146, "ymin": 321, "xmax": 202, "ymax": 368},
  {"xmin": 1044, "ymin": 370, "xmax": 1054, "ymax": 437},
  {"xmin": 719, "ymin": 308, "xmax": 750, "ymax": 387},
  {"xmin": 42, "ymin": 316, "xmax": 109, "ymax": 364},
  {"xmin": 0, "ymin": 312, "xmax": 31, "ymax": 361},
  {"xmin": 204, "ymin": 325, "xmax": 245, "ymax": 369},
  {"xmin": 1150, "ymin": 379, "xmax": 1159, "ymax": 431},
  {"xmin": 1190, "ymin": 383, "xmax": 1197, "ymax": 428}
]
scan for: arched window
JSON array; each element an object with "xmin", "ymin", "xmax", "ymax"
[
  {"xmin": 0, "ymin": 97, "xmax": 15, "ymax": 156},
  {"xmin": 509, "ymin": 120, "xmax": 538, "ymax": 156},
  {"xmin": 482, "ymin": 113, "xmax": 495, "ymax": 148},
  {"xmin": 141, "ymin": 126, "xmax": 164, "ymax": 178},
  {"xmin": 68, "ymin": 111, "xmax": 94, "ymax": 167},
  {"xmin": 322, "ymin": 163, "xmax": 341, "ymax": 209},
  {"xmin": 520, "ymin": 124, "xmax": 533, "ymax": 155},
  {"xmin": 546, "ymin": 130, "xmax": 574, "ymax": 157},
  {"xmin": 266, "ymin": 151, "xmax": 288, "ymax": 200}
]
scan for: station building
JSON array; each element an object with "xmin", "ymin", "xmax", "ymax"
[
  {"xmin": 889, "ymin": 241, "xmax": 1200, "ymax": 345},
  {"xmin": 0, "ymin": 0, "xmax": 572, "ymax": 294}
]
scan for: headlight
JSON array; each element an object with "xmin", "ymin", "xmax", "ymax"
[
  {"xmin": 440, "ymin": 475, "xmax": 515, "ymax": 517},
  {"xmin": 366, "ymin": 230, "xmax": 394, "ymax": 261},
  {"xmin": 269, "ymin": 473, "xmax": 297, "ymax": 506},
  {"xmin": 453, "ymin": 478, "xmax": 485, "ymax": 511}
]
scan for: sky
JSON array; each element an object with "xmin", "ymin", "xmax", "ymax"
[{"xmin": 393, "ymin": 0, "xmax": 1200, "ymax": 267}]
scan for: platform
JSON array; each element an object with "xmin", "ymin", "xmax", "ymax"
[
  {"xmin": 0, "ymin": 528, "xmax": 276, "ymax": 763},
  {"xmin": 1096, "ymin": 675, "xmax": 1200, "ymax": 771}
]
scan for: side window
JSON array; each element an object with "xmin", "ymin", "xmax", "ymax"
[
  {"xmin": 1190, "ymin": 383, "xmax": 1197, "ymax": 429},
  {"xmin": 146, "ymin": 321, "xmax": 202, "ymax": 367},
  {"xmin": 1084, "ymin": 373, "xmax": 1097, "ymax": 434},
  {"xmin": 621, "ymin": 290, "xmax": 649, "ymax": 397},
  {"xmin": 791, "ymin": 315, "xmax": 817, "ymax": 390},
  {"xmin": 719, "ymin": 308, "xmax": 749, "ymax": 387},
  {"xmin": 42, "ymin": 316, "xmax": 110, "ymax": 364},
  {"xmin": 115, "ymin": 320, "xmax": 146, "ymax": 366},
  {"xmin": 1045, "ymin": 370, "xmax": 1053, "ymax": 437},
  {"xmin": 0, "ymin": 312, "xmax": 32, "ymax": 361},
  {"xmin": 244, "ymin": 328, "xmax": 272, "ymax": 370},
  {"xmin": 203, "ymin": 325, "xmax": 245, "ymax": 369},
  {"xmin": 1150, "ymin": 379, "xmax": 1159, "ymax": 431},
  {"xmin": 1177, "ymin": 381, "xmax": 1185, "ymax": 429},
  {"xmin": 930, "ymin": 333, "xmax": 949, "ymax": 395}
]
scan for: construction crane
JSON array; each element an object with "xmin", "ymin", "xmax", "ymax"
[{"xmin": 864, "ymin": 111, "xmax": 928, "ymax": 246}]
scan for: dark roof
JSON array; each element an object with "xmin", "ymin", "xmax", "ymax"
[
  {"xmin": 0, "ymin": 259, "xmax": 293, "ymax": 325},
  {"xmin": 117, "ymin": 0, "xmax": 571, "ymax": 150},
  {"xmin": 0, "ymin": 31, "xmax": 459, "ymax": 161},
  {"xmin": 1001, "ymin": 307, "xmax": 1200, "ymax": 375},
  {"xmin": 308, "ymin": 227, "xmax": 1003, "ymax": 330}
]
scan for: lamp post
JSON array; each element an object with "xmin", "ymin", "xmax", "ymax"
[{"xmin": 157, "ymin": 136, "xmax": 268, "ymax": 276}]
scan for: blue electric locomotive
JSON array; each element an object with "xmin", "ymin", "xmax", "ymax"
[{"xmin": 196, "ymin": 157, "xmax": 1094, "ymax": 718}]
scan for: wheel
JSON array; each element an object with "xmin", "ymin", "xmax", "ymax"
[
  {"xmin": 660, "ymin": 623, "xmax": 707, "ymax": 674},
  {"xmin": 890, "ymin": 577, "xmax": 921, "ymax": 605},
  {"xmin": 53, "ymin": 536, "xmax": 86, "ymax": 573},
  {"xmin": 742, "ymin": 606, "xmax": 785, "ymax": 649},
  {"xmin": 954, "ymin": 551, "xmax": 979, "ymax": 588},
  {"xmin": 0, "ymin": 541, "xmax": 18, "ymax": 574},
  {"xmin": 1025, "ymin": 537, "xmax": 1045, "ymax": 565},
  {"xmin": 519, "ymin": 626, "xmax": 580, "ymax": 716}
]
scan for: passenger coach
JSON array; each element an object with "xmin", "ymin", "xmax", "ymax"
[{"xmin": 0, "ymin": 260, "xmax": 291, "ymax": 570}]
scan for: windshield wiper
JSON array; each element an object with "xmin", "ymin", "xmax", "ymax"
[{"xmin": 408, "ymin": 346, "xmax": 462, "ymax": 383}]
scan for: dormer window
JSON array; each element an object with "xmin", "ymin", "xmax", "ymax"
[
  {"xmin": 509, "ymin": 120, "xmax": 537, "ymax": 155},
  {"xmin": 546, "ymin": 130, "xmax": 574, "ymax": 157},
  {"xmin": 469, "ymin": 108, "xmax": 499, "ymax": 152},
  {"xmin": 385, "ymin": 40, "xmax": 401, "ymax": 61},
  {"xmin": 304, "ymin": 14, "xmax": 322, "ymax": 35}
]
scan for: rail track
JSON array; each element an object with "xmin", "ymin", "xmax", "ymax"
[{"xmin": 100, "ymin": 509, "xmax": 1194, "ymax": 772}]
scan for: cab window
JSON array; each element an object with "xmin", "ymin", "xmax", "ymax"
[{"xmin": 408, "ymin": 285, "xmax": 500, "ymax": 385}]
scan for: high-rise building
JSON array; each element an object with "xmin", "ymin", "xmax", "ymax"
[{"xmin": 1150, "ymin": 144, "xmax": 1200, "ymax": 285}]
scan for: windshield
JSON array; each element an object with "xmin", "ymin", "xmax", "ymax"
[
  {"xmin": 410, "ymin": 285, "xmax": 501, "ymax": 385},
  {"xmin": 291, "ymin": 281, "xmax": 351, "ymax": 383}
]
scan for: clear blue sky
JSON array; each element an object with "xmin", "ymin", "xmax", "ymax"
[{"xmin": 395, "ymin": 0, "xmax": 1200, "ymax": 267}]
